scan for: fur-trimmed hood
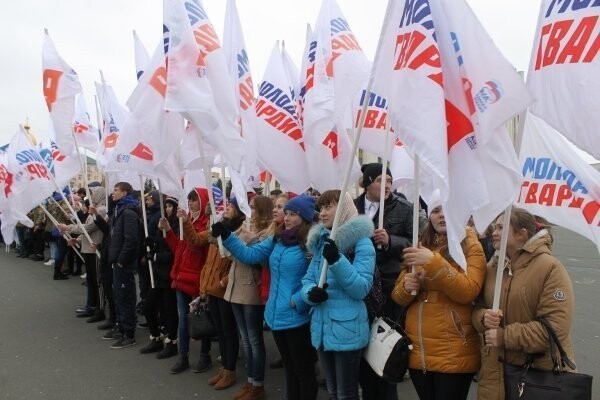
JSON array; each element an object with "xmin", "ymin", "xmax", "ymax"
[{"xmin": 307, "ymin": 215, "xmax": 374, "ymax": 255}]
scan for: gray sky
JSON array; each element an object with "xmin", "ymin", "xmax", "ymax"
[{"xmin": 0, "ymin": 0, "xmax": 542, "ymax": 147}]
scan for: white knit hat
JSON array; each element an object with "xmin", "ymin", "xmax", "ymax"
[{"xmin": 337, "ymin": 192, "xmax": 358, "ymax": 226}]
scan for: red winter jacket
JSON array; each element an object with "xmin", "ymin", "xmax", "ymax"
[{"xmin": 166, "ymin": 188, "xmax": 210, "ymax": 297}]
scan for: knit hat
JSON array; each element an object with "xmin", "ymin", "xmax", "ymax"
[
  {"xmin": 145, "ymin": 190, "xmax": 160, "ymax": 205},
  {"xmin": 337, "ymin": 192, "xmax": 359, "ymax": 226},
  {"xmin": 228, "ymin": 196, "xmax": 242, "ymax": 213},
  {"xmin": 165, "ymin": 197, "xmax": 178, "ymax": 208},
  {"xmin": 284, "ymin": 194, "xmax": 316, "ymax": 223},
  {"xmin": 361, "ymin": 163, "xmax": 392, "ymax": 188}
]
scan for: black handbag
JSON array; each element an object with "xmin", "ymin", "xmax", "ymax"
[
  {"xmin": 503, "ymin": 317, "xmax": 592, "ymax": 400},
  {"xmin": 187, "ymin": 303, "xmax": 217, "ymax": 340}
]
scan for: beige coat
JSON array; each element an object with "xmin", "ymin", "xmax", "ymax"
[
  {"xmin": 392, "ymin": 227, "xmax": 486, "ymax": 373},
  {"xmin": 65, "ymin": 187, "xmax": 107, "ymax": 254},
  {"xmin": 472, "ymin": 230, "xmax": 576, "ymax": 400},
  {"xmin": 223, "ymin": 226, "xmax": 269, "ymax": 305}
]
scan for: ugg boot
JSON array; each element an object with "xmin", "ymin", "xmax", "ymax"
[
  {"xmin": 240, "ymin": 385, "xmax": 265, "ymax": 400},
  {"xmin": 207, "ymin": 367, "xmax": 224, "ymax": 386},
  {"xmin": 233, "ymin": 382, "xmax": 252, "ymax": 400},
  {"xmin": 213, "ymin": 369, "xmax": 236, "ymax": 390}
]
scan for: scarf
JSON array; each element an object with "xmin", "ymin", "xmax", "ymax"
[{"xmin": 280, "ymin": 228, "xmax": 300, "ymax": 246}]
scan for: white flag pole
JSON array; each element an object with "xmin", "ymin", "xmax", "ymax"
[
  {"xmin": 156, "ymin": 179, "xmax": 167, "ymax": 238},
  {"xmin": 40, "ymin": 203, "xmax": 85, "ymax": 263},
  {"xmin": 317, "ymin": 0, "xmax": 395, "ymax": 288},
  {"xmin": 411, "ymin": 155, "xmax": 420, "ymax": 295},
  {"xmin": 376, "ymin": 115, "xmax": 391, "ymax": 250},
  {"xmin": 139, "ymin": 175, "xmax": 156, "ymax": 289}
]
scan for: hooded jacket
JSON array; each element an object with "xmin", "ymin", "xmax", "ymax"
[
  {"xmin": 166, "ymin": 188, "xmax": 210, "ymax": 297},
  {"xmin": 301, "ymin": 213, "xmax": 375, "ymax": 351},
  {"xmin": 107, "ymin": 194, "xmax": 141, "ymax": 267},
  {"xmin": 392, "ymin": 227, "xmax": 486, "ymax": 374},
  {"xmin": 472, "ymin": 230, "xmax": 575, "ymax": 400}
]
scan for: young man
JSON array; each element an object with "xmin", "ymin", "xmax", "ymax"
[{"xmin": 104, "ymin": 182, "xmax": 141, "ymax": 349}]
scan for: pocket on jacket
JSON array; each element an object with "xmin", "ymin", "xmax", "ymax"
[{"xmin": 329, "ymin": 308, "xmax": 359, "ymax": 342}]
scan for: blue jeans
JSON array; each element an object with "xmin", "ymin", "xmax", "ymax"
[
  {"xmin": 319, "ymin": 349, "xmax": 362, "ymax": 400},
  {"xmin": 176, "ymin": 291, "xmax": 211, "ymax": 355},
  {"xmin": 112, "ymin": 264, "xmax": 137, "ymax": 337},
  {"xmin": 231, "ymin": 303, "xmax": 266, "ymax": 383}
]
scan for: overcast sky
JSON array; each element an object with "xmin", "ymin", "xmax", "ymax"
[{"xmin": 0, "ymin": 0, "xmax": 542, "ymax": 148}]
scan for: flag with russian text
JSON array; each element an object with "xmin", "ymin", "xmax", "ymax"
[
  {"xmin": 39, "ymin": 120, "xmax": 81, "ymax": 188},
  {"xmin": 42, "ymin": 31, "xmax": 82, "ymax": 157},
  {"xmin": 0, "ymin": 151, "xmax": 33, "ymax": 245},
  {"xmin": 527, "ymin": 0, "xmax": 600, "ymax": 159},
  {"xmin": 518, "ymin": 112, "xmax": 600, "ymax": 254},
  {"xmin": 73, "ymin": 94, "xmax": 99, "ymax": 152},
  {"xmin": 255, "ymin": 42, "xmax": 311, "ymax": 193}
]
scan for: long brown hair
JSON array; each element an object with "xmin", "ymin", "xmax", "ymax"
[
  {"xmin": 251, "ymin": 195, "xmax": 273, "ymax": 231},
  {"xmin": 507, "ymin": 207, "xmax": 553, "ymax": 242},
  {"xmin": 274, "ymin": 219, "xmax": 312, "ymax": 249},
  {"xmin": 420, "ymin": 209, "xmax": 467, "ymax": 262}
]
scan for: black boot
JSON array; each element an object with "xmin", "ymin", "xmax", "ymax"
[
  {"xmin": 156, "ymin": 339, "xmax": 178, "ymax": 359},
  {"xmin": 53, "ymin": 261, "xmax": 68, "ymax": 280},
  {"xmin": 87, "ymin": 310, "xmax": 106, "ymax": 323},
  {"xmin": 140, "ymin": 336, "xmax": 164, "ymax": 354},
  {"xmin": 170, "ymin": 353, "xmax": 190, "ymax": 374}
]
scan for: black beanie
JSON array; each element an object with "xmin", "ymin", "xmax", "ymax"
[{"xmin": 361, "ymin": 163, "xmax": 392, "ymax": 187}]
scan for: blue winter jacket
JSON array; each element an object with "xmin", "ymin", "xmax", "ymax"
[
  {"xmin": 301, "ymin": 215, "xmax": 375, "ymax": 351},
  {"xmin": 222, "ymin": 234, "xmax": 311, "ymax": 330}
]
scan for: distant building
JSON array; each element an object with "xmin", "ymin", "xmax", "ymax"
[{"xmin": 70, "ymin": 156, "xmax": 103, "ymax": 189}]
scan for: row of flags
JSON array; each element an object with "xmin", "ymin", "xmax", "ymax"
[{"xmin": 0, "ymin": 0, "xmax": 599, "ymax": 266}]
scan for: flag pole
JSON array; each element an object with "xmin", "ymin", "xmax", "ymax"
[
  {"xmin": 39, "ymin": 203, "xmax": 85, "ymax": 263},
  {"xmin": 139, "ymin": 175, "xmax": 156, "ymax": 289},
  {"xmin": 317, "ymin": 0, "xmax": 395, "ymax": 288},
  {"xmin": 411, "ymin": 155, "xmax": 420, "ymax": 295},
  {"xmin": 157, "ymin": 178, "xmax": 167, "ymax": 238},
  {"xmin": 377, "ymin": 114, "xmax": 392, "ymax": 250}
]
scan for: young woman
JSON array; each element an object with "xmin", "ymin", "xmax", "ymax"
[
  {"xmin": 392, "ymin": 206, "xmax": 486, "ymax": 400},
  {"xmin": 139, "ymin": 196, "xmax": 179, "ymax": 359},
  {"xmin": 223, "ymin": 195, "xmax": 273, "ymax": 399},
  {"xmin": 472, "ymin": 208, "xmax": 576, "ymax": 400},
  {"xmin": 160, "ymin": 188, "xmax": 212, "ymax": 374},
  {"xmin": 301, "ymin": 190, "xmax": 375, "ymax": 400},
  {"xmin": 212, "ymin": 194, "xmax": 318, "ymax": 400}
]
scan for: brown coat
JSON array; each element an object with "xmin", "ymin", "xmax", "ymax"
[
  {"xmin": 472, "ymin": 230, "xmax": 575, "ymax": 400},
  {"xmin": 223, "ymin": 226, "xmax": 269, "ymax": 305},
  {"xmin": 182, "ymin": 222, "xmax": 232, "ymax": 298},
  {"xmin": 392, "ymin": 227, "xmax": 486, "ymax": 373}
]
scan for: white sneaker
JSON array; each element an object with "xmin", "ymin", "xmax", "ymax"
[
  {"xmin": 44, "ymin": 259, "xmax": 55, "ymax": 266},
  {"xmin": 80, "ymin": 273, "xmax": 87, "ymax": 279}
]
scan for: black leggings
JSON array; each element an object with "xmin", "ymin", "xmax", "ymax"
[
  {"xmin": 409, "ymin": 369, "xmax": 474, "ymax": 400},
  {"xmin": 144, "ymin": 287, "xmax": 178, "ymax": 340}
]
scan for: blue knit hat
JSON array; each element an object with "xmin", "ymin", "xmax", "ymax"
[{"xmin": 284, "ymin": 194, "xmax": 316, "ymax": 223}]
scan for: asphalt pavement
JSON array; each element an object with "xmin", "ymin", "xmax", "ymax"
[{"xmin": 0, "ymin": 225, "xmax": 597, "ymax": 399}]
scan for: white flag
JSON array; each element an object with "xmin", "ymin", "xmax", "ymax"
[
  {"xmin": 518, "ymin": 112, "xmax": 600, "ymax": 254},
  {"xmin": 133, "ymin": 30, "xmax": 151, "ymax": 80},
  {"xmin": 39, "ymin": 121, "xmax": 81, "ymax": 188},
  {"xmin": 95, "ymin": 81, "xmax": 129, "ymax": 170},
  {"xmin": 73, "ymin": 94, "xmax": 99, "ymax": 152},
  {"xmin": 0, "ymin": 151, "xmax": 32, "ymax": 245},
  {"xmin": 256, "ymin": 42, "xmax": 311, "ymax": 194},
  {"xmin": 42, "ymin": 31, "xmax": 82, "ymax": 156},
  {"xmin": 527, "ymin": 1, "xmax": 600, "ymax": 159}
]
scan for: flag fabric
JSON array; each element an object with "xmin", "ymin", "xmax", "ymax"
[
  {"xmin": 109, "ymin": 41, "xmax": 184, "ymax": 176},
  {"xmin": 164, "ymin": 0, "xmax": 251, "ymax": 219},
  {"xmin": 42, "ymin": 31, "xmax": 82, "ymax": 156},
  {"xmin": 527, "ymin": 1, "xmax": 600, "ymax": 159},
  {"xmin": 255, "ymin": 42, "xmax": 311, "ymax": 193},
  {"xmin": 374, "ymin": 0, "xmax": 531, "ymax": 268},
  {"xmin": 95, "ymin": 81, "xmax": 129, "ymax": 170},
  {"xmin": 38, "ymin": 120, "xmax": 81, "ymax": 188},
  {"xmin": 212, "ymin": 182, "xmax": 224, "ymax": 214},
  {"xmin": 354, "ymin": 90, "xmax": 399, "ymax": 159},
  {"xmin": 518, "ymin": 112, "xmax": 600, "ymax": 254},
  {"xmin": 223, "ymin": 0, "xmax": 261, "ymax": 188},
  {"xmin": 133, "ymin": 30, "xmax": 151, "ymax": 80},
  {"xmin": 5, "ymin": 127, "xmax": 56, "ymax": 234},
  {"xmin": 72, "ymin": 94, "xmax": 99, "ymax": 152},
  {"xmin": 299, "ymin": 0, "xmax": 366, "ymax": 191},
  {"xmin": 0, "ymin": 151, "xmax": 33, "ymax": 245}
]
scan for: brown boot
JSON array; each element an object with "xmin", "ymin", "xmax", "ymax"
[
  {"xmin": 207, "ymin": 367, "xmax": 224, "ymax": 386},
  {"xmin": 240, "ymin": 385, "xmax": 265, "ymax": 400},
  {"xmin": 213, "ymin": 369, "xmax": 236, "ymax": 390},
  {"xmin": 233, "ymin": 382, "xmax": 252, "ymax": 400}
]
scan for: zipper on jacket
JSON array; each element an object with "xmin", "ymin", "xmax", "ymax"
[{"xmin": 418, "ymin": 300, "xmax": 427, "ymax": 373}]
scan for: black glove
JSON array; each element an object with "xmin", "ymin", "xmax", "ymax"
[
  {"xmin": 211, "ymin": 222, "xmax": 231, "ymax": 239},
  {"xmin": 322, "ymin": 238, "xmax": 340, "ymax": 264},
  {"xmin": 308, "ymin": 283, "xmax": 329, "ymax": 304}
]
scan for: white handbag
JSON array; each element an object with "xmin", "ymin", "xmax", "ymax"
[{"xmin": 363, "ymin": 317, "xmax": 412, "ymax": 382}]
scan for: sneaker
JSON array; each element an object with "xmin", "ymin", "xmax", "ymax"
[
  {"xmin": 86, "ymin": 311, "xmax": 106, "ymax": 323},
  {"xmin": 76, "ymin": 309, "xmax": 95, "ymax": 318},
  {"xmin": 192, "ymin": 354, "xmax": 212, "ymax": 373},
  {"xmin": 76, "ymin": 306, "xmax": 91, "ymax": 314},
  {"xmin": 156, "ymin": 341, "xmax": 178, "ymax": 359},
  {"xmin": 102, "ymin": 328, "xmax": 123, "ymax": 341},
  {"xmin": 110, "ymin": 336, "xmax": 136, "ymax": 349},
  {"xmin": 140, "ymin": 337, "xmax": 163, "ymax": 354},
  {"xmin": 97, "ymin": 320, "xmax": 115, "ymax": 330},
  {"xmin": 80, "ymin": 273, "xmax": 86, "ymax": 279},
  {"xmin": 44, "ymin": 259, "xmax": 55, "ymax": 266},
  {"xmin": 29, "ymin": 254, "xmax": 44, "ymax": 261}
]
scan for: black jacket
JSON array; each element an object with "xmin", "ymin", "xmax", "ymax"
[
  {"xmin": 108, "ymin": 198, "xmax": 141, "ymax": 268},
  {"xmin": 354, "ymin": 192, "xmax": 415, "ymax": 297}
]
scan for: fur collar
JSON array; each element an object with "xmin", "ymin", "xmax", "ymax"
[{"xmin": 307, "ymin": 215, "xmax": 374, "ymax": 255}]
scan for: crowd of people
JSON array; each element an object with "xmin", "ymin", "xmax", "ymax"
[{"xmin": 5, "ymin": 162, "xmax": 577, "ymax": 400}]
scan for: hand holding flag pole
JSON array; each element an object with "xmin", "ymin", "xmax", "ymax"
[
  {"xmin": 157, "ymin": 179, "xmax": 167, "ymax": 238},
  {"xmin": 139, "ymin": 175, "xmax": 156, "ymax": 289},
  {"xmin": 39, "ymin": 203, "xmax": 85, "ymax": 263}
]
